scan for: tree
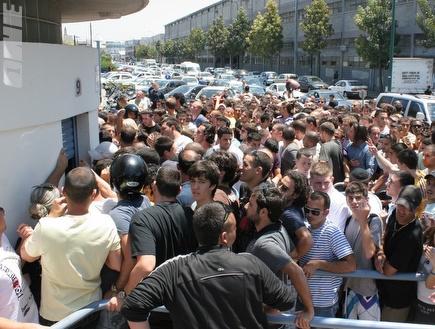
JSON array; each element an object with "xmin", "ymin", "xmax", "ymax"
[
  {"xmin": 246, "ymin": 0, "xmax": 283, "ymax": 67},
  {"xmin": 300, "ymin": 0, "xmax": 333, "ymax": 76},
  {"xmin": 184, "ymin": 28, "xmax": 206, "ymax": 62},
  {"xmin": 100, "ymin": 53, "xmax": 114, "ymax": 71},
  {"xmin": 354, "ymin": 0, "xmax": 400, "ymax": 91},
  {"xmin": 135, "ymin": 44, "xmax": 149, "ymax": 59},
  {"xmin": 227, "ymin": 7, "xmax": 250, "ymax": 68},
  {"xmin": 416, "ymin": 0, "xmax": 435, "ymax": 48},
  {"xmin": 206, "ymin": 15, "xmax": 230, "ymax": 66}
]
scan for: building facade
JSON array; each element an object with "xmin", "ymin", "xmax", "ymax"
[{"xmin": 165, "ymin": 0, "xmax": 435, "ymax": 89}]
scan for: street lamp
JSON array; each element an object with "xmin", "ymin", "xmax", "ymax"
[{"xmin": 388, "ymin": 0, "xmax": 396, "ymax": 91}]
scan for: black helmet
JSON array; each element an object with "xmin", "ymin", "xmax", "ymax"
[
  {"xmin": 124, "ymin": 103, "xmax": 139, "ymax": 119},
  {"xmin": 110, "ymin": 154, "xmax": 148, "ymax": 196}
]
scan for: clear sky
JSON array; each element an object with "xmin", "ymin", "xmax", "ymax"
[{"xmin": 62, "ymin": 0, "xmax": 221, "ymax": 42}]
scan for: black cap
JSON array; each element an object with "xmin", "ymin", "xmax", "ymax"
[{"xmin": 396, "ymin": 185, "xmax": 422, "ymax": 212}]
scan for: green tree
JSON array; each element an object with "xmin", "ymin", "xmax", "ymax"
[
  {"xmin": 227, "ymin": 7, "xmax": 250, "ymax": 68},
  {"xmin": 300, "ymin": 0, "xmax": 333, "ymax": 76},
  {"xmin": 246, "ymin": 0, "xmax": 283, "ymax": 67},
  {"xmin": 184, "ymin": 28, "xmax": 206, "ymax": 61},
  {"xmin": 206, "ymin": 15, "xmax": 230, "ymax": 66},
  {"xmin": 354, "ymin": 0, "xmax": 400, "ymax": 91},
  {"xmin": 416, "ymin": 0, "xmax": 435, "ymax": 48},
  {"xmin": 135, "ymin": 44, "xmax": 149, "ymax": 59},
  {"xmin": 100, "ymin": 52, "xmax": 113, "ymax": 71}
]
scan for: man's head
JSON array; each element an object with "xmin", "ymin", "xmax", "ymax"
[
  {"xmin": 280, "ymin": 170, "xmax": 310, "ymax": 207},
  {"xmin": 305, "ymin": 191, "xmax": 330, "ymax": 229},
  {"xmin": 397, "ymin": 148, "xmax": 418, "ymax": 170},
  {"xmin": 375, "ymin": 109, "xmax": 388, "ymax": 129},
  {"xmin": 240, "ymin": 149, "xmax": 272, "ymax": 187},
  {"xmin": 154, "ymin": 166, "xmax": 182, "ymax": 199},
  {"xmin": 217, "ymin": 126, "xmax": 233, "ymax": 151},
  {"xmin": 188, "ymin": 160, "xmax": 220, "ymax": 202},
  {"xmin": 245, "ymin": 186, "xmax": 285, "ymax": 225},
  {"xmin": 310, "ymin": 161, "xmax": 334, "ymax": 193},
  {"xmin": 345, "ymin": 181, "xmax": 369, "ymax": 213},
  {"xmin": 425, "ymin": 170, "xmax": 435, "ymax": 202},
  {"xmin": 303, "ymin": 131, "xmax": 320, "ymax": 149},
  {"xmin": 209, "ymin": 151, "xmax": 239, "ymax": 186},
  {"xmin": 178, "ymin": 149, "xmax": 199, "ymax": 175},
  {"xmin": 271, "ymin": 123, "xmax": 285, "ymax": 141},
  {"xmin": 161, "ymin": 118, "xmax": 181, "ymax": 139},
  {"xmin": 422, "ymin": 144, "xmax": 435, "ymax": 170},
  {"xmin": 193, "ymin": 202, "xmax": 236, "ymax": 247},
  {"xmin": 386, "ymin": 170, "xmax": 414, "ymax": 201},
  {"xmin": 319, "ymin": 122, "xmax": 335, "ymax": 143},
  {"xmin": 247, "ymin": 132, "xmax": 262, "ymax": 149},
  {"xmin": 294, "ymin": 148, "xmax": 313, "ymax": 176},
  {"xmin": 395, "ymin": 185, "xmax": 422, "ymax": 223},
  {"xmin": 399, "ymin": 117, "xmax": 411, "ymax": 134},
  {"xmin": 64, "ymin": 167, "xmax": 97, "ymax": 205},
  {"xmin": 154, "ymin": 136, "xmax": 176, "ymax": 160}
]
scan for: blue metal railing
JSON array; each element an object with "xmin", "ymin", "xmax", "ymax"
[{"xmin": 50, "ymin": 270, "xmax": 431, "ymax": 329}]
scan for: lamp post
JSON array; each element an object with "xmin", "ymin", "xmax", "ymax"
[{"xmin": 388, "ymin": 0, "xmax": 396, "ymax": 91}]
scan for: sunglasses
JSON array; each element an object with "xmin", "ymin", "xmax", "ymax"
[
  {"xmin": 304, "ymin": 206, "xmax": 321, "ymax": 216},
  {"xmin": 412, "ymin": 125, "xmax": 422, "ymax": 128}
]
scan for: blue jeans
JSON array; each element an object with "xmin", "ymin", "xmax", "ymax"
[{"xmin": 96, "ymin": 309, "xmax": 128, "ymax": 329}]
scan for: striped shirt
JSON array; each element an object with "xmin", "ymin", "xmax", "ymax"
[{"xmin": 299, "ymin": 220, "xmax": 354, "ymax": 307}]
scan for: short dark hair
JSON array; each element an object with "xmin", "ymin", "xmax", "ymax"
[
  {"xmin": 309, "ymin": 190, "xmax": 330, "ymax": 210},
  {"xmin": 217, "ymin": 126, "xmax": 233, "ymax": 138},
  {"xmin": 162, "ymin": 117, "xmax": 182, "ymax": 133},
  {"xmin": 282, "ymin": 126, "xmax": 296, "ymax": 142},
  {"xmin": 394, "ymin": 170, "xmax": 415, "ymax": 188},
  {"xmin": 397, "ymin": 148, "xmax": 418, "ymax": 169},
  {"xmin": 244, "ymin": 149, "xmax": 272, "ymax": 179},
  {"xmin": 345, "ymin": 181, "xmax": 368, "ymax": 198},
  {"xmin": 264, "ymin": 138, "xmax": 279, "ymax": 154},
  {"xmin": 201, "ymin": 123, "xmax": 216, "ymax": 144},
  {"xmin": 252, "ymin": 186, "xmax": 284, "ymax": 222},
  {"xmin": 135, "ymin": 146, "xmax": 160, "ymax": 165},
  {"xmin": 155, "ymin": 167, "xmax": 181, "ymax": 198},
  {"xmin": 247, "ymin": 132, "xmax": 261, "ymax": 143},
  {"xmin": 154, "ymin": 136, "xmax": 174, "ymax": 157},
  {"xmin": 120, "ymin": 125, "xmax": 137, "ymax": 144},
  {"xmin": 193, "ymin": 202, "xmax": 230, "ymax": 246},
  {"xmin": 188, "ymin": 160, "xmax": 220, "ymax": 197},
  {"xmin": 64, "ymin": 167, "xmax": 96, "ymax": 204},
  {"xmin": 209, "ymin": 151, "xmax": 238, "ymax": 185},
  {"xmin": 291, "ymin": 120, "xmax": 306, "ymax": 134},
  {"xmin": 352, "ymin": 123, "xmax": 368, "ymax": 142}
]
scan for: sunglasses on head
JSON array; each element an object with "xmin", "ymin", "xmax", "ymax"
[{"xmin": 304, "ymin": 206, "xmax": 321, "ymax": 216}]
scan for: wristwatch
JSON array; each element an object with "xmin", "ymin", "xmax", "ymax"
[{"xmin": 117, "ymin": 290, "xmax": 126, "ymax": 300}]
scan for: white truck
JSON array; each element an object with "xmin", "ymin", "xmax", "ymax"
[{"xmin": 391, "ymin": 57, "xmax": 434, "ymax": 93}]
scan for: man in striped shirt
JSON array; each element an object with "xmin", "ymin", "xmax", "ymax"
[{"xmin": 297, "ymin": 191, "xmax": 356, "ymax": 326}]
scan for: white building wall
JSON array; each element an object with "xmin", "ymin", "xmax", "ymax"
[{"xmin": 0, "ymin": 42, "xmax": 100, "ymax": 243}]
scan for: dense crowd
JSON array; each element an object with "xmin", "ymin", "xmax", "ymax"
[{"xmin": 1, "ymin": 82, "xmax": 435, "ymax": 328}]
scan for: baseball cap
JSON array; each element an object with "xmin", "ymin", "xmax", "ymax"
[
  {"xmin": 88, "ymin": 142, "xmax": 118, "ymax": 161},
  {"xmin": 425, "ymin": 170, "xmax": 435, "ymax": 180},
  {"xmin": 395, "ymin": 185, "xmax": 422, "ymax": 212}
]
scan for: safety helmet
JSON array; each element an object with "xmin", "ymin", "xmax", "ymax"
[
  {"xmin": 124, "ymin": 103, "xmax": 139, "ymax": 118},
  {"xmin": 110, "ymin": 154, "xmax": 148, "ymax": 196}
]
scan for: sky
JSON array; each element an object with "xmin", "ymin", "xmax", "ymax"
[{"xmin": 62, "ymin": 0, "xmax": 221, "ymax": 42}]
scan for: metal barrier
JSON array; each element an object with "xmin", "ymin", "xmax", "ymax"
[{"xmin": 50, "ymin": 270, "xmax": 431, "ymax": 329}]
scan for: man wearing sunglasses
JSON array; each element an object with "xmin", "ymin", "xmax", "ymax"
[
  {"xmin": 245, "ymin": 187, "xmax": 314, "ymax": 329},
  {"xmin": 298, "ymin": 191, "xmax": 356, "ymax": 323}
]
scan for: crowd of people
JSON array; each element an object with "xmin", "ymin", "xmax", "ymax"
[{"xmin": 1, "ymin": 83, "xmax": 435, "ymax": 328}]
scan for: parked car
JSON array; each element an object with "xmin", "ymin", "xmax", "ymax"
[
  {"xmin": 376, "ymin": 93, "xmax": 435, "ymax": 124},
  {"xmin": 154, "ymin": 79, "xmax": 187, "ymax": 94},
  {"xmin": 245, "ymin": 78, "xmax": 266, "ymax": 90},
  {"xmin": 274, "ymin": 73, "xmax": 299, "ymax": 83},
  {"xmin": 195, "ymin": 86, "xmax": 236, "ymax": 100},
  {"xmin": 233, "ymin": 69, "xmax": 248, "ymax": 79},
  {"xmin": 259, "ymin": 71, "xmax": 277, "ymax": 86},
  {"xmin": 300, "ymin": 90, "xmax": 352, "ymax": 107},
  {"xmin": 215, "ymin": 74, "xmax": 237, "ymax": 81},
  {"xmin": 266, "ymin": 83, "xmax": 304, "ymax": 99},
  {"xmin": 164, "ymin": 84, "xmax": 206, "ymax": 100},
  {"xmin": 328, "ymin": 80, "xmax": 368, "ymax": 98},
  {"xmin": 198, "ymin": 72, "xmax": 214, "ymax": 84},
  {"xmin": 297, "ymin": 75, "xmax": 329, "ymax": 92},
  {"xmin": 181, "ymin": 76, "xmax": 199, "ymax": 85},
  {"xmin": 101, "ymin": 72, "xmax": 134, "ymax": 86},
  {"xmin": 214, "ymin": 68, "xmax": 226, "ymax": 77}
]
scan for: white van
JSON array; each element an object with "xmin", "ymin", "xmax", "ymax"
[
  {"xmin": 376, "ymin": 93, "xmax": 435, "ymax": 124},
  {"xmin": 180, "ymin": 61, "xmax": 201, "ymax": 76}
]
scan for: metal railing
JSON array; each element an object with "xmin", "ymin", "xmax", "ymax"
[{"xmin": 50, "ymin": 270, "xmax": 431, "ymax": 329}]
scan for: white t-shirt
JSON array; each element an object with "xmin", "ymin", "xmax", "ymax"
[{"xmin": 0, "ymin": 246, "xmax": 39, "ymax": 323}]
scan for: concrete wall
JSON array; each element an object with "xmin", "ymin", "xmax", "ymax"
[{"xmin": 0, "ymin": 42, "xmax": 100, "ymax": 243}]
